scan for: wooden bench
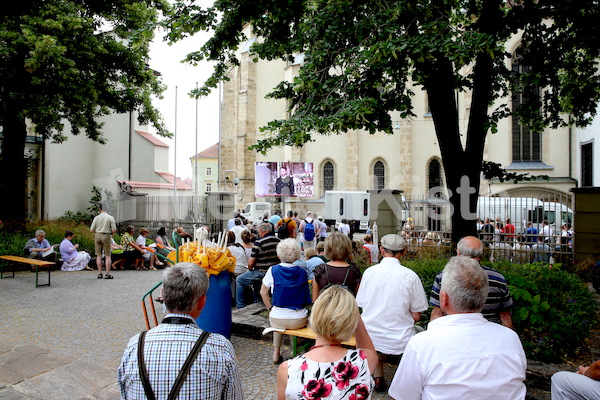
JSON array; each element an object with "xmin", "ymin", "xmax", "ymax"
[
  {"xmin": 0, "ymin": 255, "xmax": 53, "ymax": 288},
  {"xmin": 280, "ymin": 326, "xmax": 356, "ymax": 357}
]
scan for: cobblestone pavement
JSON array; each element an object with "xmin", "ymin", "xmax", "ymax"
[{"xmin": 0, "ymin": 269, "xmax": 396, "ymax": 399}]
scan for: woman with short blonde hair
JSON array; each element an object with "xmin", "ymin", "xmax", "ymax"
[
  {"xmin": 312, "ymin": 232, "xmax": 362, "ymax": 302},
  {"xmin": 310, "ymin": 285, "xmax": 360, "ymax": 342},
  {"xmin": 277, "ymin": 285, "xmax": 378, "ymax": 400}
]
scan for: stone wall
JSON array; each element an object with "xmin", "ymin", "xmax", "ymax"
[{"xmin": 571, "ymin": 187, "xmax": 600, "ymax": 264}]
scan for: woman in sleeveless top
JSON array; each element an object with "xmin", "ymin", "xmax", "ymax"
[
  {"xmin": 155, "ymin": 226, "xmax": 175, "ymax": 258},
  {"xmin": 312, "ymin": 232, "xmax": 361, "ymax": 302},
  {"xmin": 278, "ymin": 285, "xmax": 377, "ymax": 400},
  {"xmin": 261, "ymin": 238, "xmax": 311, "ymax": 364}
]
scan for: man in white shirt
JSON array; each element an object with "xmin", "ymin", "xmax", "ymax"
[
  {"xmin": 338, "ymin": 219, "xmax": 350, "ymax": 236},
  {"xmin": 389, "ymin": 256, "xmax": 527, "ymax": 400},
  {"xmin": 356, "ymin": 234, "xmax": 428, "ymax": 392},
  {"xmin": 541, "ymin": 220, "xmax": 554, "ymax": 243},
  {"xmin": 230, "ymin": 218, "xmax": 247, "ymax": 244}
]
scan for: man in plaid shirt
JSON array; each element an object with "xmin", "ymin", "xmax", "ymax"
[{"xmin": 118, "ymin": 263, "xmax": 243, "ymax": 399}]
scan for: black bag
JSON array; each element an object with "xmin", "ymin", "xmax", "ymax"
[{"xmin": 278, "ymin": 220, "xmax": 291, "ymax": 239}]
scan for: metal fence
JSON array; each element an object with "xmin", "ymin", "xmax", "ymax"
[
  {"xmin": 401, "ymin": 192, "xmax": 574, "ymax": 264},
  {"xmin": 111, "ymin": 192, "xmax": 237, "ymax": 234},
  {"xmin": 112, "ymin": 194, "xmax": 205, "ymax": 231},
  {"xmin": 110, "ymin": 191, "xmax": 574, "ymax": 264}
]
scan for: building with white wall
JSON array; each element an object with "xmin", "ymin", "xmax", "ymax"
[
  {"xmin": 191, "ymin": 143, "xmax": 219, "ymax": 195},
  {"xmin": 41, "ymin": 111, "xmax": 190, "ymax": 219}
]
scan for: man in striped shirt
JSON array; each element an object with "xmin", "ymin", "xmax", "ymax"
[
  {"xmin": 429, "ymin": 236, "xmax": 514, "ymax": 328},
  {"xmin": 236, "ymin": 222, "xmax": 281, "ymax": 308},
  {"xmin": 118, "ymin": 263, "xmax": 243, "ymax": 399}
]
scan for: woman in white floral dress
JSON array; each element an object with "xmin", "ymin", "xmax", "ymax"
[
  {"xmin": 59, "ymin": 230, "xmax": 92, "ymax": 271},
  {"xmin": 277, "ymin": 285, "xmax": 378, "ymax": 400}
]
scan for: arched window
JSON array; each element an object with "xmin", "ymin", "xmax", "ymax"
[
  {"xmin": 373, "ymin": 161, "xmax": 385, "ymax": 190},
  {"xmin": 323, "ymin": 161, "xmax": 334, "ymax": 191},
  {"xmin": 512, "ymin": 48, "xmax": 541, "ymax": 162},
  {"xmin": 428, "ymin": 158, "xmax": 442, "ymax": 190}
]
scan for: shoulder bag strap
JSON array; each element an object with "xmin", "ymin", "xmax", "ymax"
[
  {"xmin": 324, "ymin": 264, "xmax": 331, "ymax": 285},
  {"xmin": 167, "ymin": 331, "xmax": 210, "ymax": 400},
  {"xmin": 137, "ymin": 330, "xmax": 211, "ymax": 400},
  {"xmin": 341, "ymin": 267, "xmax": 351, "ymax": 287},
  {"xmin": 137, "ymin": 331, "xmax": 157, "ymax": 400}
]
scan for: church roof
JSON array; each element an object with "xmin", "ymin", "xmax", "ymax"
[
  {"xmin": 191, "ymin": 143, "xmax": 218, "ymax": 159},
  {"xmin": 136, "ymin": 130, "xmax": 169, "ymax": 148}
]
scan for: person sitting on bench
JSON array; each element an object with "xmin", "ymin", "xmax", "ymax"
[
  {"xmin": 24, "ymin": 230, "xmax": 56, "ymax": 262},
  {"xmin": 60, "ymin": 230, "xmax": 92, "ymax": 271}
]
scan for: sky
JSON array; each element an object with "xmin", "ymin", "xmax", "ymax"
[{"xmin": 148, "ymin": 25, "xmax": 220, "ymax": 180}]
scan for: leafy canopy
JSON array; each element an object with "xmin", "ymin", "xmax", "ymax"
[
  {"xmin": 166, "ymin": 0, "xmax": 600, "ymax": 153},
  {"xmin": 0, "ymin": 0, "xmax": 171, "ymax": 142}
]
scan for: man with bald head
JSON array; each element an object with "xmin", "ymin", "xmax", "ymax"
[{"xmin": 429, "ymin": 236, "xmax": 514, "ymax": 328}]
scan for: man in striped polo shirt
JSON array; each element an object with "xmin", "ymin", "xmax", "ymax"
[
  {"xmin": 429, "ymin": 236, "xmax": 514, "ymax": 328},
  {"xmin": 235, "ymin": 222, "xmax": 280, "ymax": 309}
]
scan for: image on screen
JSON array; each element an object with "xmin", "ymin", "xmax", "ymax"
[{"xmin": 255, "ymin": 162, "xmax": 314, "ymax": 198}]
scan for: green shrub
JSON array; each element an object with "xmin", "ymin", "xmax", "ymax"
[
  {"xmin": 0, "ymin": 231, "xmax": 30, "ymax": 257},
  {"xmin": 493, "ymin": 262, "xmax": 598, "ymax": 362},
  {"xmin": 34, "ymin": 222, "xmax": 96, "ymax": 254},
  {"xmin": 403, "ymin": 259, "xmax": 446, "ymax": 328},
  {"xmin": 57, "ymin": 210, "xmax": 94, "ymax": 226}
]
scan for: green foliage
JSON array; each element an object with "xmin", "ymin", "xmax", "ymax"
[
  {"xmin": 167, "ymin": 0, "xmax": 600, "ymax": 146},
  {"xmin": 492, "ymin": 262, "xmax": 598, "ymax": 362},
  {"xmin": 57, "ymin": 211, "xmax": 94, "ymax": 226},
  {"xmin": 0, "ymin": 0, "xmax": 171, "ymax": 223},
  {"xmin": 167, "ymin": 0, "xmax": 600, "ymax": 241},
  {"xmin": 87, "ymin": 186, "xmax": 103, "ymax": 215},
  {"xmin": 481, "ymin": 161, "xmax": 550, "ymax": 184},
  {"xmin": 0, "ymin": 231, "xmax": 30, "ymax": 257},
  {"xmin": 400, "ymin": 258, "xmax": 598, "ymax": 362}
]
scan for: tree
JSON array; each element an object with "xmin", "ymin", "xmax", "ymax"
[
  {"xmin": 0, "ymin": 0, "xmax": 170, "ymax": 225},
  {"xmin": 168, "ymin": 0, "xmax": 600, "ymax": 241}
]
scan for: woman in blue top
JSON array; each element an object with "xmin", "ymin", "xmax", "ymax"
[{"xmin": 261, "ymin": 238, "xmax": 312, "ymax": 364}]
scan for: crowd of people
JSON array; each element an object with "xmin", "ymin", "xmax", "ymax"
[
  {"xmin": 398, "ymin": 216, "xmax": 574, "ymax": 265},
  {"xmin": 23, "ymin": 205, "xmax": 591, "ymax": 399},
  {"xmin": 24, "ymin": 204, "xmax": 177, "ymax": 278},
  {"xmin": 117, "ymin": 220, "xmax": 596, "ymax": 399}
]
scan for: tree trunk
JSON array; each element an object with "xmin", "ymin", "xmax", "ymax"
[
  {"xmin": 422, "ymin": 0, "xmax": 500, "ymax": 244},
  {"xmin": 0, "ymin": 107, "xmax": 28, "ymax": 225}
]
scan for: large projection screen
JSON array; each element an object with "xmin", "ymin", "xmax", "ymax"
[{"xmin": 255, "ymin": 162, "xmax": 314, "ymax": 198}]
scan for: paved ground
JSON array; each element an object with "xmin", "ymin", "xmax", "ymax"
[{"xmin": 0, "ymin": 268, "xmax": 397, "ymax": 399}]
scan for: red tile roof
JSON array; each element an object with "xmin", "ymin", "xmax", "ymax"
[
  {"xmin": 118, "ymin": 177, "xmax": 192, "ymax": 191},
  {"xmin": 156, "ymin": 172, "xmax": 193, "ymax": 190},
  {"xmin": 136, "ymin": 130, "xmax": 169, "ymax": 148},
  {"xmin": 191, "ymin": 143, "xmax": 218, "ymax": 159}
]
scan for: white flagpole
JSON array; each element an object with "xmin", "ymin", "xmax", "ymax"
[
  {"xmin": 174, "ymin": 86, "xmax": 178, "ymax": 220},
  {"xmin": 195, "ymin": 82, "xmax": 199, "ymax": 196}
]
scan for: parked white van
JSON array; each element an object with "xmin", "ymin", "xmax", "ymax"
[{"xmin": 241, "ymin": 202, "xmax": 271, "ymax": 225}]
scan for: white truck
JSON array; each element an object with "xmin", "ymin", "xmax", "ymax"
[
  {"xmin": 241, "ymin": 202, "xmax": 271, "ymax": 225},
  {"xmin": 324, "ymin": 190, "xmax": 409, "ymax": 233}
]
